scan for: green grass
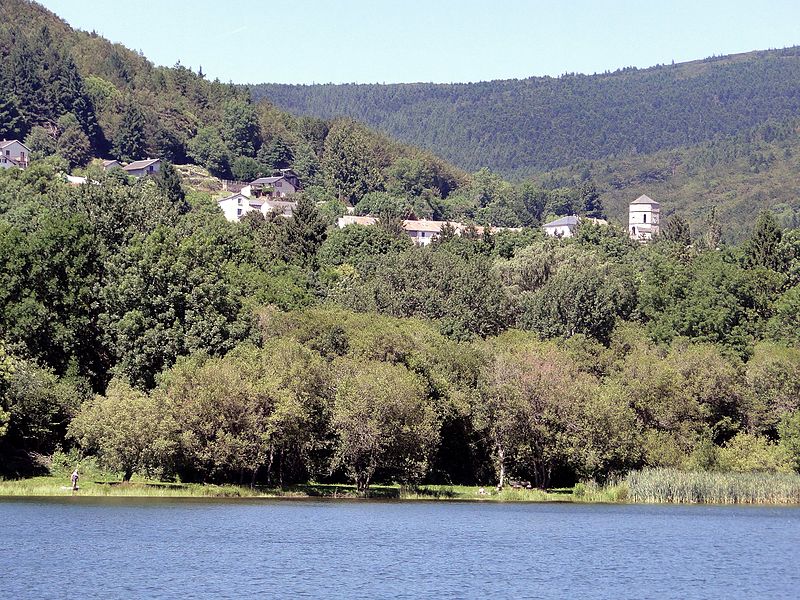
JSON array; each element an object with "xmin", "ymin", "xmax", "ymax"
[
  {"xmin": 3, "ymin": 471, "xmax": 798, "ymax": 504},
  {"xmin": 625, "ymin": 468, "xmax": 800, "ymax": 504},
  {"xmin": 0, "ymin": 476, "xmax": 590, "ymax": 502}
]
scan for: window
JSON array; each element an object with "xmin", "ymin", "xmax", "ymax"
[
  {"xmin": 643, "ymin": 213, "xmax": 647, "ymax": 223},
  {"xmin": 237, "ymin": 208, "xmax": 242, "ymax": 216}
]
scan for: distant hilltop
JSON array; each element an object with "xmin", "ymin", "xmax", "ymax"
[{"xmin": 251, "ymin": 46, "xmax": 800, "ymax": 179}]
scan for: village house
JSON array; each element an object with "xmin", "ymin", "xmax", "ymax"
[
  {"xmin": 337, "ymin": 215, "xmax": 520, "ymax": 245},
  {"xmin": 629, "ymin": 194, "xmax": 660, "ymax": 240},
  {"xmin": 102, "ymin": 159, "xmax": 122, "ymax": 171},
  {"xmin": 542, "ymin": 215, "xmax": 608, "ymax": 238},
  {"xmin": 247, "ymin": 175, "xmax": 298, "ymax": 199},
  {"xmin": 0, "ymin": 140, "xmax": 30, "ymax": 169},
  {"xmin": 217, "ymin": 193, "xmax": 298, "ymax": 222},
  {"xmin": 337, "ymin": 215, "xmax": 378, "ymax": 228},
  {"xmin": 122, "ymin": 158, "xmax": 161, "ymax": 177}
]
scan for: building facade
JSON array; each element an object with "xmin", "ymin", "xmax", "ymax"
[
  {"xmin": 629, "ymin": 195, "xmax": 660, "ymax": 240},
  {"xmin": 0, "ymin": 140, "xmax": 30, "ymax": 169}
]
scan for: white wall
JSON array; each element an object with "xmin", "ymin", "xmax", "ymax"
[{"xmin": 543, "ymin": 225, "xmax": 575, "ymax": 238}]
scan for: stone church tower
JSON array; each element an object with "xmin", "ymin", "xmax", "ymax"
[{"xmin": 629, "ymin": 195, "xmax": 660, "ymax": 240}]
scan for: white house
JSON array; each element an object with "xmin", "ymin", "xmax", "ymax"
[
  {"xmin": 102, "ymin": 159, "xmax": 122, "ymax": 171},
  {"xmin": 629, "ymin": 195, "xmax": 660, "ymax": 240},
  {"xmin": 0, "ymin": 140, "xmax": 30, "ymax": 169},
  {"xmin": 337, "ymin": 216, "xmax": 519, "ymax": 245},
  {"xmin": 249, "ymin": 175, "xmax": 297, "ymax": 198},
  {"xmin": 337, "ymin": 215, "xmax": 378, "ymax": 228},
  {"xmin": 542, "ymin": 215, "xmax": 607, "ymax": 238},
  {"xmin": 403, "ymin": 219, "xmax": 453, "ymax": 246},
  {"xmin": 217, "ymin": 192, "xmax": 297, "ymax": 222},
  {"xmin": 542, "ymin": 215, "xmax": 580, "ymax": 238},
  {"xmin": 122, "ymin": 158, "xmax": 161, "ymax": 177}
]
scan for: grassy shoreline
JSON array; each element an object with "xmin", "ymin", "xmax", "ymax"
[{"xmin": 3, "ymin": 470, "xmax": 800, "ymax": 505}]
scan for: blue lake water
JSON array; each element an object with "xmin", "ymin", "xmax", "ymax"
[{"xmin": 1, "ymin": 498, "xmax": 798, "ymax": 599}]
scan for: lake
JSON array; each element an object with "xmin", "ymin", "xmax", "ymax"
[{"xmin": 1, "ymin": 498, "xmax": 798, "ymax": 599}]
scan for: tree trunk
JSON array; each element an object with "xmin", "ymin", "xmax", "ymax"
[
  {"xmin": 497, "ymin": 445, "xmax": 506, "ymax": 488},
  {"xmin": 250, "ymin": 466, "xmax": 258, "ymax": 489},
  {"xmin": 123, "ymin": 467, "xmax": 133, "ymax": 483}
]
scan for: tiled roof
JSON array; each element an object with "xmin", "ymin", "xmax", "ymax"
[
  {"xmin": 631, "ymin": 194, "xmax": 659, "ymax": 206},
  {"xmin": 403, "ymin": 219, "xmax": 456, "ymax": 233},
  {"xmin": 338, "ymin": 215, "xmax": 378, "ymax": 227},
  {"xmin": 123, "ymin": 158, "xmax": 160, "ymax": 171},
  {"xmin": 250, "ymin": 176, "xmax": 284, "ymax": 185},
  {"xmin": 543, "ymin": 215, "xmax": 580, "ymax": 228}
]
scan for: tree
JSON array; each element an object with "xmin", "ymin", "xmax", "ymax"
[
  {"xmin": 747, "ymin": 210, "xmax": 784, "ymax": 271},
  {"xmin": 231, "ymin": 156, "xmax": 263, "ymax": 181},
  {"xmin": 322, "ymin": 119, "xmax": 382, "ymax": 204},
  {"xmin": 154, "ymin": 160, "xmax": 187, "ymax": 211},
  {"xmin": 24, "ymin": 125, "xmax": 57, "ymax": 160},
  {"xmin": 0, "ymin": 92, "xmax": 23, "ymax": 140},
  {"xmin": 767, "ymin": 286, "xmax": 800, "ymax": 345},
  {"xmin": 331, "ymin": 359, "xmax": 439, "ymax": 492},
  {"xmin": 113, "ymin": 99, "xmax": 146, "ymax": 161},
  {"xmin": 0, "ymin": 343, "xmax": 12, "ymax": 439},
  {"xmin": 69, "ymin": 380, "xmax": 176, "ymax": 481},
  {"xmin": 283, "ymin": 195, "xmax": 327, "ymax": 265},
  {"xmin": 580, "ymin": 183, "xmax": 605, "ymax": 219},
  {"xmin": 56, "ymin": 113, "xmax": 91, "ymax": 168},
  {"xmin": 704, "ymin": 207, "xmax": 723, "ymax": 249},
  {"xmin": 778, "ymin": 411, "xmax": 800, "ymax": 473},
  {"xmin": 476, "ymin": 340, "xmax": 588, "ymax": 488},
  {"xmin": 663, "ymin": 214, "xmax": 692, "ymax": 246},
  {"xmin": 221, "ymin": 100, "xmax": 260, "ymax": 158},
  {"xmin": 258, "ymin": 137, "xmax": 294, "ymax": 170},
  {"xmin": 187, "ymin": 127, "xmax": 230, "ymax": 178}
]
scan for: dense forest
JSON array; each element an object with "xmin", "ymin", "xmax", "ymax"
[
  {"xmin": 253, "ymin": 49, "xmax": 800, "ymax": 240},
  {"xmin": 2, "ymin": 2, "xmax": 800, "ymax": 491},
  {"xmin": 1, "ymin": 158, "xmax": 799, "ymax": 489},
  {"xmin": 252, "ymin": 48, "xmax": 800, "ymax": 175}
]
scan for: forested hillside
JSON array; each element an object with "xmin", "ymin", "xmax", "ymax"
[
  {"xmin": 0, "ymin": 0, "xmax": 468, "ymax": 198},
  {"xmin": 2, "ymin": 1, "xmax": 800, "ymax": 492},
  {"xmin": 252, "ymin": 48, "xmax": 800, "ymax": 176}
]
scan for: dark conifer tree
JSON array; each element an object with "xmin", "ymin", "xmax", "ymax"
[
  {"xmin": 154, "ymin": 160, "xmax": 188, "ymax": 213},
  {"xmin": 113, "ymin": 100, "xmax": 147, "ymax": 161},
  {"xmin": 747, "ymin": 211, "xmax": 784, "ymax": 271},
  {"xmin": 664, "ymin": 214, "xmax": 692, "ymax": 246}
]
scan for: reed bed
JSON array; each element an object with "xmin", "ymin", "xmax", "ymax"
[{"xmin": 625, "ymin": 468, "xmax": 800, "ymax": 505}]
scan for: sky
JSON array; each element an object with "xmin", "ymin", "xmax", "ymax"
[{"xmin": 38, "ymin": 0, "xmax": 800, "ymax": 85}]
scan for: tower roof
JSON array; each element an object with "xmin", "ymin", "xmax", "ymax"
[{"xmin": 630, "ymin": 194, "xmax": 660, "ymax": 206}]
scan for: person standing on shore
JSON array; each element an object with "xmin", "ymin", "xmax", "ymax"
[{"xmin": 71, "ymin": 468, "xmax": 79, "ymax": 491}]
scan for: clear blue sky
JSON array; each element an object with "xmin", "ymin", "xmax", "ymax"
[{"xmin": 39, "ymin": 0, "xmax": 800, "ymax": 84}]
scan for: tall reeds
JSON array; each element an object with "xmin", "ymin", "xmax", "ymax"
[{"xmin": 625, "ymin": 468, "xmax": 800, "ymax": 504}]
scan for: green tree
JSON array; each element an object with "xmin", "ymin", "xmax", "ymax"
[
  {"xmin": 56, "ymin": 113, "xmax": 92, "ymax": 168},
  {"xmin": 331, "ymin": 359, "xmax": 439, "ymax": 492},
  {"xmin": 231, "ymin": 156, "xmax": 263, "ymax": 181},
  {"xmin": 113, "ymin": 99, "xmax": 146, "ymax": 161},
  {"xmin": 778, "ymin": 411, "xmax": 800, "ymax": 473},
  {"xmin": 766, "ymin": 285, "xmax": 800, "ymax": 345},
  {"xmin": 322, "ymin": 119, "xmax": 382, "ymax": 204},
  {"xmin": 187, "ymin": 127, "xmax": 230, "ymax": 178},
  {"xmin": 24, "ymin": 125, "xmax": 57, "ymax": 160},
  {"xmin": 747, "ymin": 210, "xmax": 784, "ymax": 271},
  {"xmin": 580, "ymin": 182, "xmax": 605, "ymax": 219},
  {"xmin": 283, "ymin": 195, "xmax": 328, "ymax": 265},
  {"xmin": 704, "ymin": 207, "xmax": 723, "ymax": 249},
  {"xmin": 663, "ymin": 214, "xmax": 692, "ymax": 246},
  {"xmin": 69, "ymin": 380, "xmax": 177, "ymax": 481},
  {"xmin": 154, "ymin": 160, "xmax": 187, "ymax": 211},
  {"xmin": 258, "ymin": 137, "xmax": 294, "ymax": 170},
  {"xmin": 221, "ymin": 99, "xmax": 260, "ymax": 158}
]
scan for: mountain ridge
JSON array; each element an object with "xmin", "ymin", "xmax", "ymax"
[{"xmin": 251, "ymin": 46, "xmax": 800, "ymax": 177}]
